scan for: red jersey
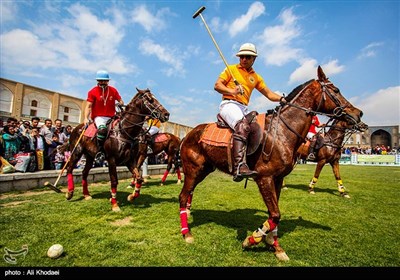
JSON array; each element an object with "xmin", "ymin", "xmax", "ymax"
[
  {"xmin": 87, "ymin": 85, "xmax": 121, "ymax": 119},
  {"xmin": 309, "ymin": 115, "xmax": 320, "ymax": 134}
]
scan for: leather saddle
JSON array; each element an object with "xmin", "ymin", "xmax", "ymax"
[{"xmin": 216, "ymin": 111, "xmax": 263, "ymax": 156}]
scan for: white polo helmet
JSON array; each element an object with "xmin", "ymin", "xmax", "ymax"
[
  {"xmin": 95, "ymin": 70, "xmax": 110, "ymax": 80},
  {"xmin": 236, "ymin": 43, "xmax": 258, "ymax": 57}
]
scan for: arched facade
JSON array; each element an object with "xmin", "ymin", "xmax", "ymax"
[{"xmin": 0, "ymin": 78, "xmax": 192, "ymax": 138}]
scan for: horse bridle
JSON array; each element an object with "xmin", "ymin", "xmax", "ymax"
[{"xmin": 116, "ymin": 90, "xmax": 165, "ymax": 143}]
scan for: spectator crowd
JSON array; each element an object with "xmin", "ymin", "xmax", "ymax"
[{"xmin": 0, "ymin": 117, "xmax": 73, "ymax": 173}]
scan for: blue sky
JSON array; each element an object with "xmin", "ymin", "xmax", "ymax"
[{"xmin": 1, "ymin": 0, "xmax": 399, "ymax": 127}]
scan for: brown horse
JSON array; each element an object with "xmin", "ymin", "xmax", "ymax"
[
  {"xmin": 57, "ymin": 88, "xmax": 169, "ymax": 211},
  {"xmin": 178, "ymin": 66, "xmax": 364, "ymax": 261},
  {"xmin": 128, "ymin": 132, "xmax": 182, "ymax": 198},
  {"xmin": 296, "ymin": 118, "xmax": 368, "ymax": 197}
]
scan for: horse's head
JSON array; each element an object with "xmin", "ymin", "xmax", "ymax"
[
  {"xmin": 313, "ymin": 66, "xmax": 364, "ymax": 126},
  {"xmin": 126, "ymin": 88, "xmax": 170, "ymax": 122}
]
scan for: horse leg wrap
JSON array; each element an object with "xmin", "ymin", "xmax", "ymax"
[
  {"xmin": 309, "ymin": 177, "xmax": 318, "ymax": 189},
  {"xmin": 110, "ymin": 188, "xmax": 117, "ymax": 205},
  {"xmin": 180, "ymin": 208, "xmax": 189, "ymax": 235},
  {"xmin": 176, "ymin": 168, "xmax": 182, "ymax": 180},
  {"xmin": 161, "ymin": 170, "xmax": 169, "ymax": 183},
  {"xmin": 337, "ymin": 180, "xmax": 346, "ymax": 193},
  {"xmin": 133, "ymin": 186, "xmax": 141, "ymax": 198},
  {"xmin": 82, "ymin": 179, "xmax": 89, "ymax": 196},
  {"xmin": 67, "ymin": 174, "xmax": 74, "ymax": 192},
  {"xmin": 248, "ymin": 220, "xmax": 273, "ymax": 245}
]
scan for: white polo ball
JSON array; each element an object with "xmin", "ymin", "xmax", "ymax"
[{"xmin": 47, "ymin": 244, "xmax": 64, "ymax": 259}]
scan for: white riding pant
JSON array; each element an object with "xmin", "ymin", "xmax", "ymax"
[
  {"xmin": 94, "ymin": 116, "xmax": 111, "ymax": 129},
  {"xmin": 219, "ymin": 100, "xmax": 248, "ymax": 129},
  {"xmin": 306, "ymin": 131, "xmax": 316, "ymax": 140},
  {"xmin": 148, "ymin": 126, "xmax": 159, "ymax": 136}
]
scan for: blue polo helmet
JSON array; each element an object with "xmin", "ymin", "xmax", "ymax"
[{"xmin": 95, "ymin": 70, "xmax": 110, "ymax": 80}]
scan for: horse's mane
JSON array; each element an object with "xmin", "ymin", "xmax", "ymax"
[{"xmin": 285, "ymin": 79, "xmax": 314, "ymax": 102}]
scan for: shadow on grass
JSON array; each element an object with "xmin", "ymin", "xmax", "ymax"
[
  {"xmin": 284, "ymin": 183, "xmax": 340, "ymax": 196},
  {"xmin": 189, "ymin": 208, "xmax": 331, "ymax": 249},
  {"xmin": 66, "ymin": 188, "xmax": 178, "ymax": 209}
]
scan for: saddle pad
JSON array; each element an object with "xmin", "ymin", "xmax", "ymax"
[
  {"xmin": 200, "ymin": 113, "xmax": 266, "ymax": 147},
  {"xmin": 154, "ymin": 133, "xmax": 168, "ymax": 143},
  {"xmin": 84, "ymin": 123, "xmax": 97, "ymax": 138}
]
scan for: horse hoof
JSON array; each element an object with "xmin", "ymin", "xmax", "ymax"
[
  {"xmin": 308, "ymin": 188, "xmax": 315, "ymax": 195},
  {"xmin": 275, "ymin": 251, "xmax": 290, "ymax": 261},
  {"xmin": 183, "ymin": 233, "xmax": 194, "ymax": 244},
  {"xmin": 341, "ymin": 193, "xmax": 350, "ymax": 198},
  {"xmin": 112, "ymin": 204, "xmax": 121, "ymax": 212},
  {"xmin": 177, "ymin": 179, "xmax": 182, "ymax": 184},
  {"xmin": 160, "ymin": 182, "xmax": 164, "ymax": 186},
  {"xmin": 282, "ymin": 186, "xmax": 288, "ymax": 190},
  {"xmin": 127, "ymin": 192, "xmax": 140, "ymax": 202},
  {"xmin": 84, "ymin": 195, "xmax": 92, "ymax": 200},
  {"xmin": 65, "ymin": 191, "xmax": 74, "ymax": 200}
]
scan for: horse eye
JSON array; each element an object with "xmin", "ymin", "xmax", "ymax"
[{"xmin": 333, "ymin": 87, "xmax": 339, "ymax": 93}]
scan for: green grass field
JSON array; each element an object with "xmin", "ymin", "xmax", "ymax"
[{"xmin": 0, "ymin": 164, "xmax": 399, "ymax": 269}]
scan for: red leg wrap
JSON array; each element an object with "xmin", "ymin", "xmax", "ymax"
[
  {"xmin": 82, "ymin": 179, "xmax": 89, "ymax": 196},
  {"xmin": 110, "ymin": 188, "xmax": 117, "ymax": 205},
  {"xmin": 67, "ymin": 174, "xmax": 74, "ymax": 192},
  {"xmin": 161, "ymin": 170, "xmax": 169, "ymax": 183},
  {"xmin": 180, "ymin": 208, "xmax": 189, "ymax": 235},
  {"xmin": 176, "ymin": 168, "xmax": 181, "ymax": 180},
  {"xmin": 268, "ymin": 219, "xmax": 277, "ymax": 231}
]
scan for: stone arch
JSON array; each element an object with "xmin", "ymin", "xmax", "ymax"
[
  {"xmin": 58, "ymin": 101, "xmax": 81, "ymax": 123},
  {"xmin": 22, "ymin": 92, "xmax": 52, "ymax": 119},
  {"xmin": 371, "ymin": 129, "xmax": 391, "ymax": 148},
  {"xmin": 0, "ymin": 84, "xmax": 13, "ymax": 114}
]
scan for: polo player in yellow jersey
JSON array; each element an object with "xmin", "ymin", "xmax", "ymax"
[{"xmin": 214, "ymin": 43, "xmax": 286, "ymax": 182}]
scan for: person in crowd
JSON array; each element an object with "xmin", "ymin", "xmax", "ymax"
[
  {"xmin": 31, "ymin": 117, "xmax": 41, "ymax": 131},
  {"xmin": 39, "ymin": 119, "xmax": 54, "ymax": 169},
  {"xmin": 53, "ymin": 145, "xmax": 65, "ymax": 170},
  {"xmin": 306, "ymin": 115, "xmax": 325, "ymax": 160},
  {"xmin": 27, "ymin": 127, "xmax": 47, "ymax": 171},
  {"xmin": 213, "ymin": 42, "xmax": 286, "ymax": 182},
  {"xmin": 84, "ymin": 70, "xmax": 124, "ymax": 161},
  {"xmin": 59, "ymin": 124, "xmax": 72, "ymax": 144},
  {"xmin": 2, "ymin": 125, "xmax": 21, "ymax": 166},
  {"xmin": 52, "ymin": 119, "xmax": 65, "ymax": 140}
]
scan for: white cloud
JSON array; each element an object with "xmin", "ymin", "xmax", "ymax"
[
  {"xmin": 138, "ymin": 38, "xmax": 186, "ymax": 77},
  {"xmin": 358, "ymin": 42, "xmax": 384, "ymax": 59},
  {"xmin": 229, "ymin": 1, "xmax": 265, "ymax": 37},
  {"xmin": 288, "ymin": 59, "xmax": 345, "ymax": 85},
  {"xmin": 0, "ymin": 1, "xmax": 18, "ymax": 22},
  {"xmin": 257, "ymin": 7, "xmax": 302, "ymax": 66},
  {"xmin": 354, "ymin": 86, "xmax": 400, "ymax": 126},
  {"xmin": 130, "ymin": 5, "xmax": 170, "ymax": 32}
]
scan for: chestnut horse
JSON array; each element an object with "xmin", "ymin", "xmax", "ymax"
[
  {"xmin": 59, "ymin": 88, "xmax": 169, "ymax": 211},
  {"xmin": 178, "ymin": 66, "xmax": 364, "ymax": 260},
  {"xmin": 128, "ymin": 132, "xmax": 182, "ymax": 199},
  {"xmin": 297, "ymin": 118, "xmax": 368, "ymax": 197}
]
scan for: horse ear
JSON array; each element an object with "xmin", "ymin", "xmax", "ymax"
[
  {"xmin": 136, "ymin": 87, "xmax": 139, "ymax": 92},
  {"xmin": 317, "ymin": 65, "xmax": 327, "ymax": 81}
]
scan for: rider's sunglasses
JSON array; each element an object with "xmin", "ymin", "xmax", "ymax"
[{"xmin": 239, "ymin": 55, "xmax": 253, "ymax": 60}]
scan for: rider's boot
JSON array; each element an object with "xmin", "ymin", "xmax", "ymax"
[
  {"xmin": 306, "ymin": 139, "xmax": 316, "ymax": 161},
  {"xmin": 232, "ymin": 118, "xmax": 258, "ymax": 182},
  {"xmin": 95, "ymin": 125, "xmax": 107, "ymax": 162}
]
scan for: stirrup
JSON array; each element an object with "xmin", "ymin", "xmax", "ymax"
[
  {"xmin": 306, "ymin": 153, "xmax": 316, "ymax": 161},
  {"xmin": 95, "ymin": 151, "xmax": 105, "ymax": 162}
]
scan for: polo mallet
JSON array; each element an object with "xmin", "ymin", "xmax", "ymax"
[
  {"xmin": 44, "ymin": 125, "xmax": 87, "ymax": 193},
  {"xmin": 193, "ymin": 6, "xmax": 243, "ymax": 94}
]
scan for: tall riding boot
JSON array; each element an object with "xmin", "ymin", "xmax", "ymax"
[
  {"xmin": 307, "ymin": 138, "xmax": 316, "ymax": 161},
  {"xmin": 95, "ymin": 125, "xmax": 107, "ymax": 162},
  {"xmin": 232, "ymin": 135, "xmax": 258, "ymax": 182}
]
